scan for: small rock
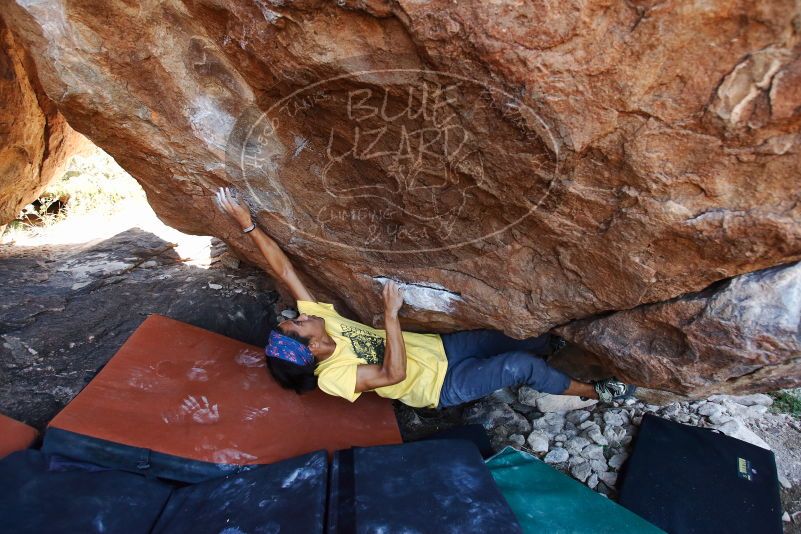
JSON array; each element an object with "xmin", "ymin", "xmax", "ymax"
[
  {"xmin": 565, "ymin": 436, "xmax": 590, "ymax": 455},
  {"xmin": 526, "ymin": 431, "xmax": 550, "ymax": 453},
  {"xmin": 219, "ymin": 251, "xmax": 241, "ymax": 270},
  {"xmin": 608, "ymin": 453, "xmax": 628, "ymax": 470},
  {"xmin": 493, "ymin": 424, "xmax": 512, "ymax": 439},
  {"xmin": 709, "ymin": 413, "xmax": 732, "ymax": 426},
  {"xmin": 465, "ymin": 401, "xmax": 532, "ymax": 435},
  {"xmin": 778, "ymin": 473, "xmax": 791, "ymax": 490},
  {"xmin": 536, "ymin": 394, "xmax": 597, "ymax": 413},
  {"xmin": 518, "ymin": 386, "xmax": 545, "ymax": 407},
  {"xmin": 490, "ymin": 387, "xmax": 518, "ymax": 404},
  {"xmin": 490, "ymin": 435, "xmax": 508, "ymax": 451},
  {"xmin": 595, "ymin": 482, "xmax": 613, "ymax": 497},
  {"xmin": 660, "ymin": 403, "xmax": 680, "ymax": 418},
  {"xmin": 571, "ymin": 461, "xmax": 592, "ymax": 482},
  {"xmin": 745, "ymin": 405, "xmax": 769, "ymax": 417},
  {"xmin": 587, "ymin": 427, "xmax": 609, "ymax": 446},
  {"xmin": 531, "ymin": 412, "xmax": 565, "ymax": 434},
  {"xmin": 511, "ymin": 401, "xmax": 537, "ymax": 414},
  {"xmin": 507, "ymin": 434, "xmax": 525, "ymax": 448},
  {"xmin": 603, "ymin": 425, "xmax": 626, "ymax": 445},
  {"xmin": 566, "ymin": 410, "xmax": 591, "ymax": 425},
  {"xmin": 792, "ymin": 511, "xmax": 801, "ymax": 523},
  {"xmin": 698, "ymin": 402, "xmax": 723, "ymax": 418},
  {"xmin": 716, "ymin": 419, "xmax": 771, "ymax": 450},
  {"xmin": 782, "ymin": 512, "xmax": 790, "ymax": 523},
  {"xmin": 590, "ymin": 458, "xmax": 608, "ymax": 473},
  {"xmin": 208, "ymin": 283, "xmax": 223, "ymax": 290},
  {"xmin": 544, "ymin": 448, "xmax": 569, "ymax": 464},
  {"xmin": 569, "ymin": 455, "xmax": 587, "ymax": 467},
  {"xmin": 578, "ymin": 420, "xmax": 598, "ymax": 431},
  {"xmin": 581, "ymin": 444, "xmax": 605, "ymax": 460},
  {"xmin": 598, "ymin": 471, "xmax": 618, "ymax": 487},
  {"xmin": 554, "ymin": 433, "xmax": 567, "ymax": 442},
  {"xmin": 587, "ymin": 473, "xmax": 598, "ymax": 489},
  {"xmin": 710, "ymin": 394, "xmax": 773, "ymax": 407},
  {"xmin": 603, "ymin": 412, "xmax": 625, "ymax": 427}
]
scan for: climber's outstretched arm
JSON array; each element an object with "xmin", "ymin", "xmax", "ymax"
[{"xmin": 215, "ymin": 187, "xmax": 314, "ymax": 302}]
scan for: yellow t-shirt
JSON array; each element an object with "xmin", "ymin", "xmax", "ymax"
[{"xmin": 297, "ymin": 301, "xmax": 448, "ymax": 409}]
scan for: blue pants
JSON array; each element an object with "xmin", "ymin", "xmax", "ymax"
[{"xmin": 438, "ymin": 330, "xmax": 571, "ymax": 408}]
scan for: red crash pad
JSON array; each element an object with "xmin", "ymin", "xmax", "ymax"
[
  {"xmin": 0, "ymin": 413, "xmax": 38, "ymax": 458},
  {"xmin": 49, "ymin": 315, "xmax": 401, "ymax": 465}
]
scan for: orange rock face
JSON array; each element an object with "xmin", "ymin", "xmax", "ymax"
[
  {"xmin": 2, "ymin": 1, "xmax": 800, "ymax": 391},
  {"xmin": 0, "ymin": 15, "xmax": 87, "ymax": 227}
]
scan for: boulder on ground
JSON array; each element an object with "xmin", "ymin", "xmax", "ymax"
[
  {"xmin": 559, "ymin": 263, "xmax": 801, "ymax": 396},
  {"xmin": 536, "ymin": 394, "xmax": 597, "ymax": 413}
]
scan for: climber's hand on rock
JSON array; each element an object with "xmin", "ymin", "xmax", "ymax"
[
  {"xmin": 383, "ymin": 280, "xmax": 404, "ymax": 316},
  {"xmin": 215, "ymin": 187, "xmax": 252, "ymax": 229}
]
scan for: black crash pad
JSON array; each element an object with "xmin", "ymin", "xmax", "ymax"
[{"xmin": 618, "ymin": 414, "xmax": 782, "ymax": 534}]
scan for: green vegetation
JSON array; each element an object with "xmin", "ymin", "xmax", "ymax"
[
  {"xmin": 770, "ymin": 389, "xmax": 801, "ymax": 417},
  {"xmin": 40, "ymin": 151, "xmax": 144, "ymax": 217},
  {"xmin": 2, "ymin": 149, "xmax": 144, "ymax": 242}
]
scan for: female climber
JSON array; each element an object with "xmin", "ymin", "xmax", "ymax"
[{"xmin": 215, "ymin": 187, "xmax": 635, "ymax": 409}]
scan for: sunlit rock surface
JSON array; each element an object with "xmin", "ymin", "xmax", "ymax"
[
  {"xmin": 2, "ymin": 0, "xmax": 800, "ymax": 391},
  {"xmin": 0, "ymin": 15, "xmax": 87, "ymax": 227}
]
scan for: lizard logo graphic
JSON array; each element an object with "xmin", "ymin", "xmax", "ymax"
[
  {"xmin": 229, "ymin": 62, "xmax": 561, "ymax": 263},
  {"xmin": 340, "ymin": 324, "xmax": 385, "ymax": 365}
]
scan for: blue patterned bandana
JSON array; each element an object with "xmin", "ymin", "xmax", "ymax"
[{"xmin": 265, "ymin": 330, "xmax": 315, "ymax": 366}]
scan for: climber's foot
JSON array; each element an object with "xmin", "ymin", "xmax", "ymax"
[{"xmin": 592, "ymin": 377, "xmax": 636, "ymax": 404}]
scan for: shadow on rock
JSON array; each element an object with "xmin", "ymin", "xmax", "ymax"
[{"xmin": 0, "ymin": 227, "xmax": 279, "ymax": 430}]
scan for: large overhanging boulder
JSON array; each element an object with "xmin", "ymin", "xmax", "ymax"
[
  {"xmin": 0, "ymin": 14, "xmax": 87, "ymax": 228},
  {"xmin": 2, "ymin": 1, "xmax": 800, "ymax": 392}
]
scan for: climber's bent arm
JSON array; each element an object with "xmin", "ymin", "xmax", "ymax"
[
  {"xmin": 354, "ymin": 289, "xmax": 406, "ymax": 392},
  {"xmin": 247, "ymin": 227, "xmax": 314, "ymax": 302}
]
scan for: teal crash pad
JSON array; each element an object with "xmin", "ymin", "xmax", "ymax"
[{"xmin": 486, "ymin": 447, "xmax": 664, "ymax": 534}]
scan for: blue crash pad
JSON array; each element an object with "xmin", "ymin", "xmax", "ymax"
[
  {"xmin": 0, "ymin": 449, "xmax": 173, "ymax": 533},
  {"xmin": 152, "ymin": 450, "xmax": 327, "ymax": 534},
  {"xmin": 327, "ymin": 439, "xmax": 522, "ymax": 533}
]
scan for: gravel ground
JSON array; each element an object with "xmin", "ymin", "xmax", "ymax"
[{"xmin": 398, "ymin": 386, "xmax": 801, "ymax": 531}]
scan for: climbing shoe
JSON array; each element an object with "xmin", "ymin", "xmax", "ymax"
[{"xmin": 593, "ymin": 377, "xmax": 636, "ymax": 404}]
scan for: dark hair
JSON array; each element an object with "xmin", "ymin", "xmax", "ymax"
[{"xmin": 265, "ymin": 330, "xmax": 317, "ymax": 394}]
